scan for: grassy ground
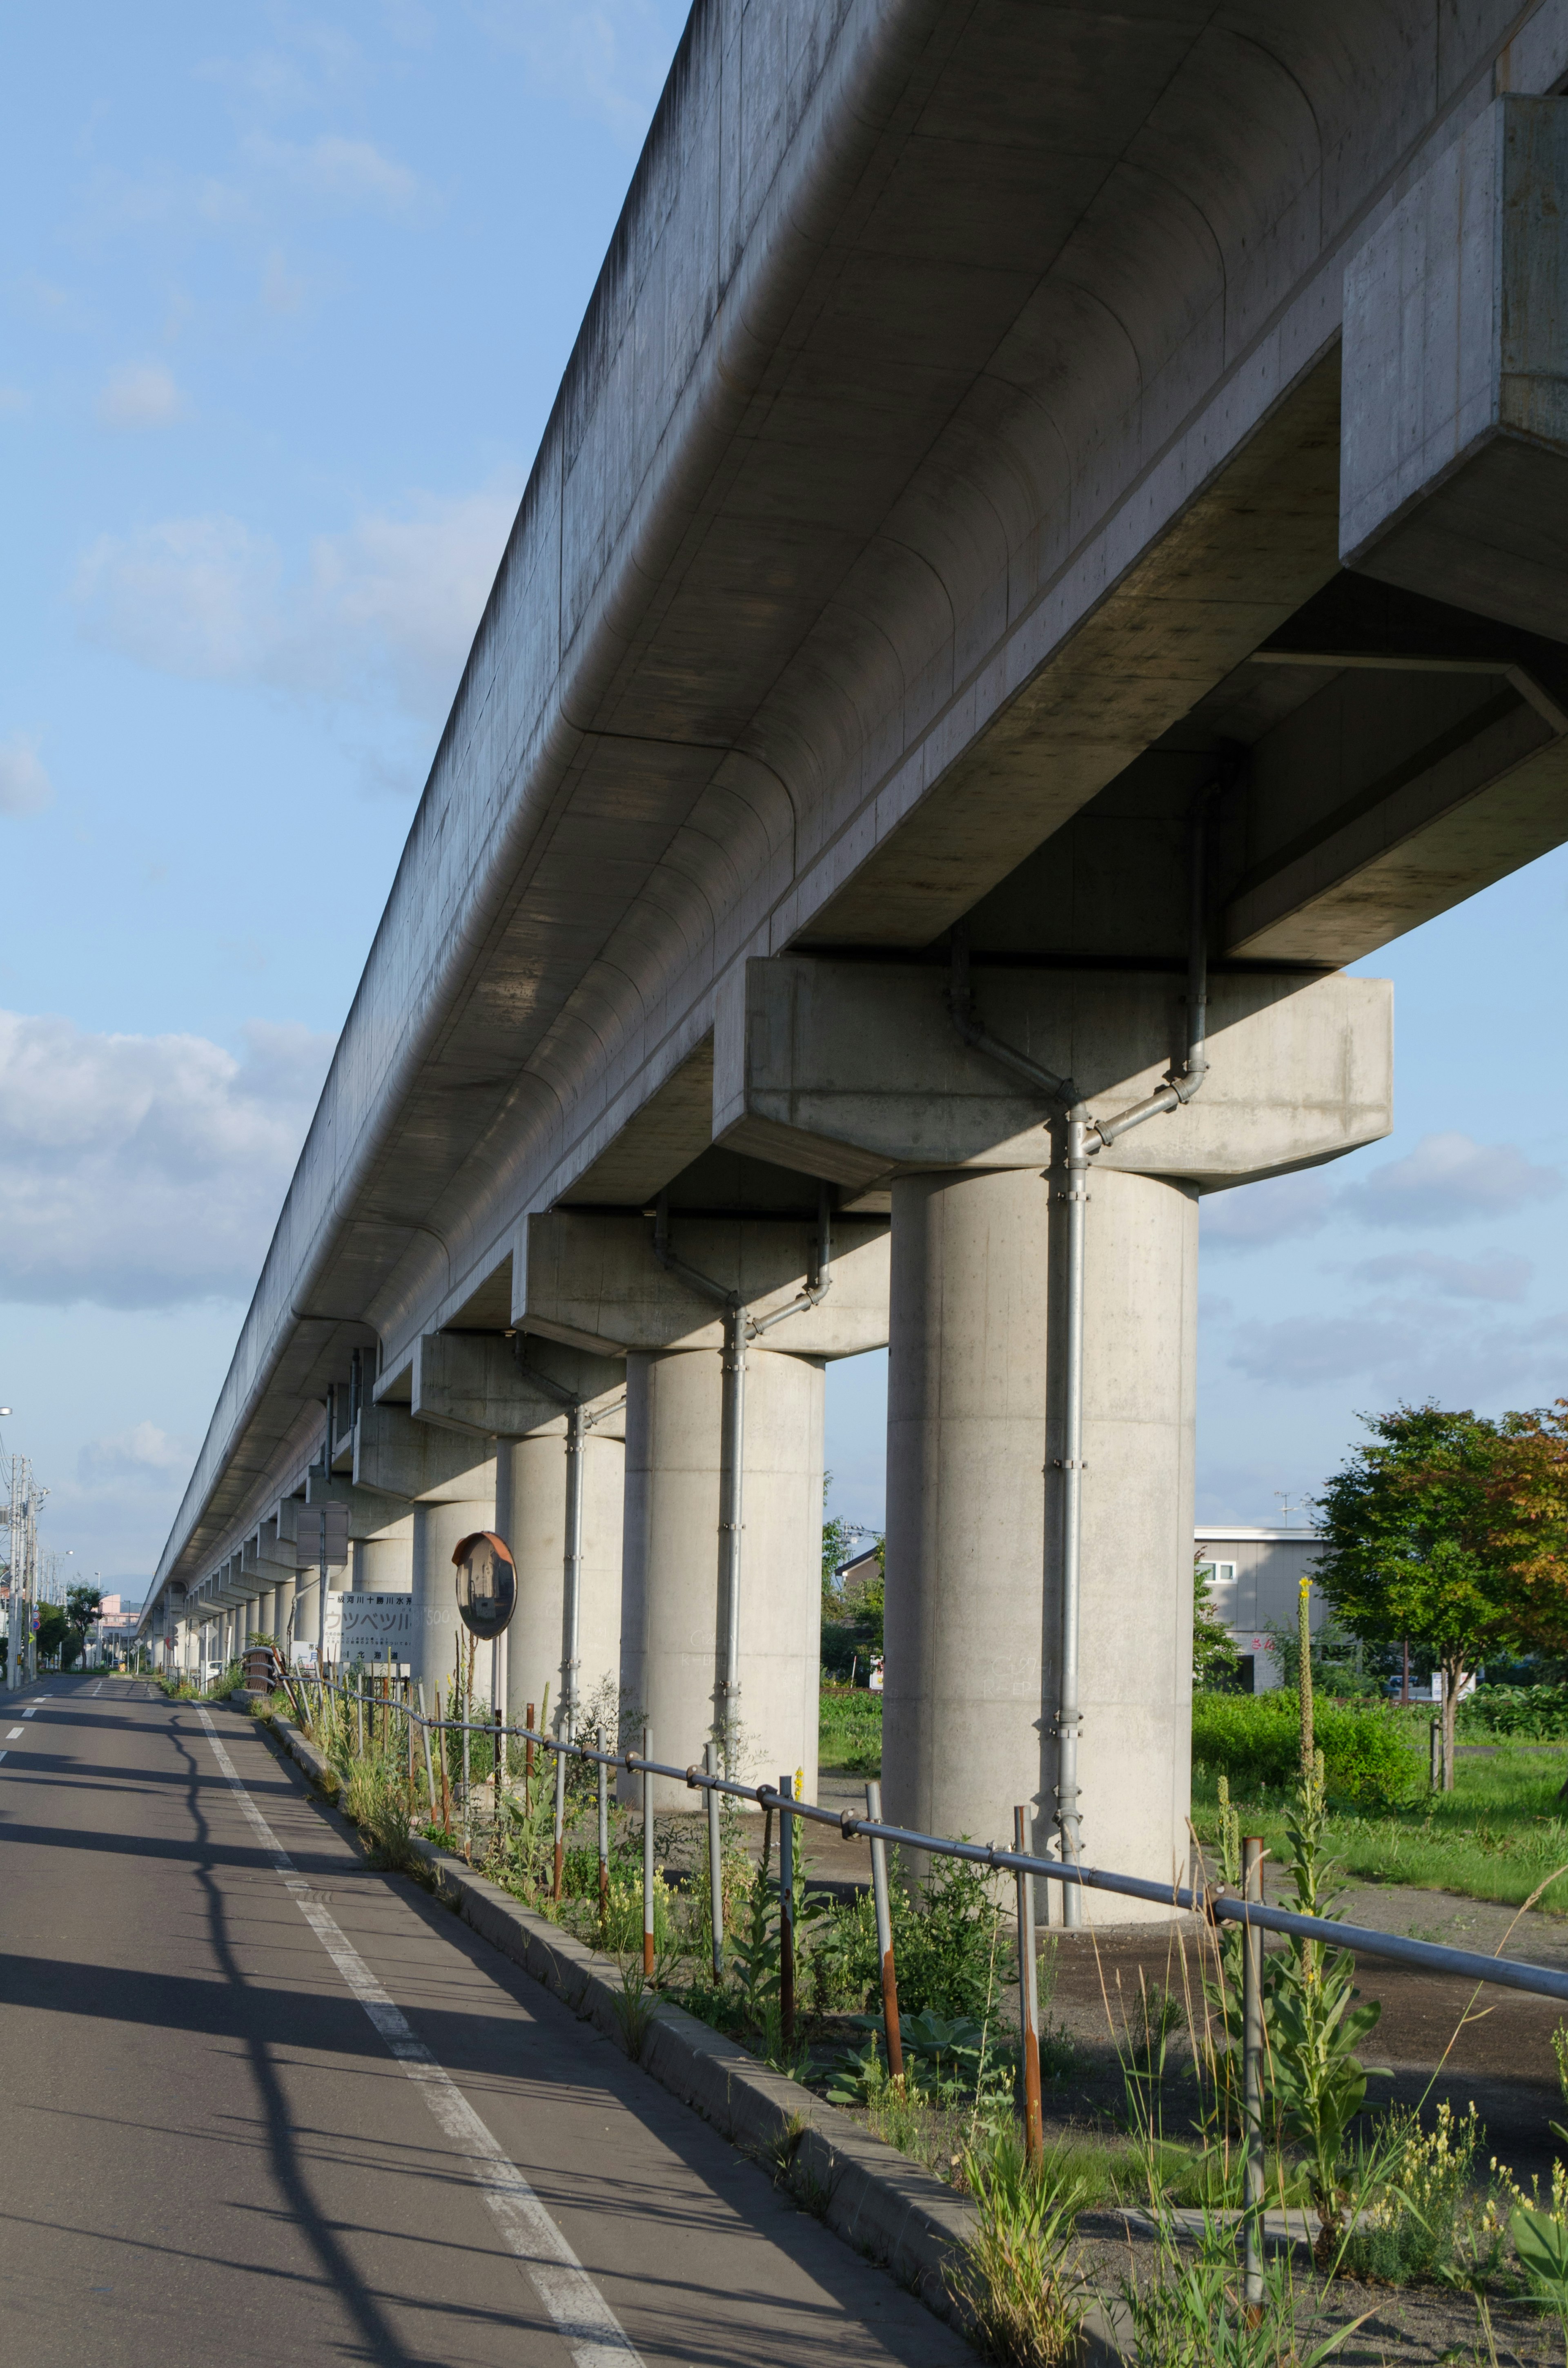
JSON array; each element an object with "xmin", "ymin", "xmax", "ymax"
[
  {"xmin": 818, "ymin": 1683, "xmax": 882, "ymax": 1772},
  {"xmin": 1194, "ymin": 1741, "xmax": 1568, "ymax": 1913}
]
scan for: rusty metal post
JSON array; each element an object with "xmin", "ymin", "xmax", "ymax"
[
  {"xmin": 641, "ymin": 1723, "xmax": 655, "ymax": 1978},
  {"xmin": 1015, "ymin": 1806, "xmax": 1043, "ymax": 2165},
  {"xmin": 705, "ymin": 1741, "xmax": 724, "ymax": 1980},
  {"xmin": 552, "ymin": 1733, "xmax": 567, "ymax": 1901},
  {"xmin": 866, "ymin": 1780, "xmax": 904, "ymax": 2083},
  {"xmin": 417, "ymin": 1683, "xmax": 435, "ymax": 1822},
  {"xmin": 778, "ymin": 1774, "xmax": 797, "ymax": 2051},
  {"xmin": 1243, "ymin": 1834, "xmax": 1265, "ymax": 2313},
  {"xmin": 596, "ymin": 1724, "xmax": 609, "ymax": 1926}
]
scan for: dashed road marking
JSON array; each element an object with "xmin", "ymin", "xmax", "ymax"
[{"xmin": 195, "ymin": 1707, "xmax": 644, "ymax": 2368}]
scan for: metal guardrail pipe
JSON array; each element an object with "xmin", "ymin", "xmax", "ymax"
[{"xmin": 301, "ymin": 1680, "xmax": 1568, "ymax": 2009}]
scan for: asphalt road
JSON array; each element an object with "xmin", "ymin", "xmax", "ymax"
[{"xmin": 0, "ymin": 1678, "xmax": 969, "ymax": 2368}]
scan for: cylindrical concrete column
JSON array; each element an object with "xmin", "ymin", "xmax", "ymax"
[
  {"xmin": 621, "ymin": 1345, "xmax": 824, "ymax": 1810},
  {"xmin": 351, "ymin": 1519, "xmax": 412, "ymax": 1592},
  {"xmin": 410, "ymin": 1494, "xmax": 494, "ymax": 1699},
  {"xmin": 273, "ymin": 1576, "xmax": 297, "ymax": 1655},
  {"xmin": 255, "ymin": 1585, "xmax": 277, "ymax": 1642},
  {"xmin": 882, "ymin": 1164, "xmax": 1196, "ymax": 1921},
  {"xmin": 497, "ymin": 1423, "xmax": 625, "ymax": 1737},
  {"xmin": 884, "ymin": 1169, "xmax": 1050, "ymax": 1869}
]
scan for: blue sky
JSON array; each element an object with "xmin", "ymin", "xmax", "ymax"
[{"xmin": 4, "ymin": 4, "xmax": 1567, "ymax": 1597}]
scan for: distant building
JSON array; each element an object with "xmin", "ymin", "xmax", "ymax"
[
  {"xmin": 1195, "ymin": 1525, "xmax": 1327, "ymax": 1695},
  {"xmin": 834, "ymin": 1545, "xmax": 882, "ymax": 1603}
]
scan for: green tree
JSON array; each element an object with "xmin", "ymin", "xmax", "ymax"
[
  {"xmin": 1192, "ymin": 1555, "xmax": 1240, "ymax": 1689},
  {"xmin": 36, "ymin": 1602, "xmax": 78, "ymax": 1671},
  {"xmin": 1314, "ymin": 1406, "xmax": 1523, "ymax": 1786},
  {"xmin": 66, "ymin": 1584, "xmax": 102, "ymax": 1649}
]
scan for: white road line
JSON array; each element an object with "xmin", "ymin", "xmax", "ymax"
[
  {"xmin": 21, "ymin": 1709, "xmax": 37, "ymax": 1720},
  {"xmin": 6, "ymin": 1728, "xmax": 21, "ymax": 1740},
  {"xmin": 91, "ymin": 1680, "xmax": 103, "ymax": 1696},
  {"xmin": 195, "ymin": 1708, "xmax": 642, "ymax": 2368}
]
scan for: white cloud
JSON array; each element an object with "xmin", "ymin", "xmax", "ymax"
[
  {"xmin": 1202, "ymin": 1171, "xmax": 1332, "ymax": 1251},
  {"xmin": 96, "ymin": 361, "xmax": 188, "ymax": 429},
  {"xmin": 78, "ymin": 1420, "xmax": 194, "ymax": 1490},
  {"xmin": 0, "ymin": 735, "xmax": 54, "ymax": 816},
  {"xmin": 1228, "ymin": 1299, "xmax": 1568, "ymax": 1398},
  {"xmin": 1341, "ymin": 1130, "xmax": 1561, "ymax": 1229},
  {"xmin": 243, "ymin": 132, "xmax": 422, "ymax": 212},
  {"xmin": 470, "ymin": 0, "xmax": 682, "ymax": 139},
  {"xmin": 0, "ymin": 1010, "xmax": 335, "ymax": 1308},
  {"xmin": 1352, "ymin": 1249, "xmax": 1532, "ymax": 1303},
  {"xmin": 74, "ymin": 482, "xmax": 519, "ymax": 721}
]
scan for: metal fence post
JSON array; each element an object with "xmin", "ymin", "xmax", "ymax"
[
  {"xmin": 1243, "ymin": 1833, "xmax": 1265, "ymax": 2314},
  {"xmin": 595, "ymin": 1724, "xmax": 609, "ymax": 1924},
  {"xmin": 1015, "ymin": 1806, "xmax": 1043, "ymax": 2165},
  {"xmin": 462, "ymin": 1693, "xmax": 472, "ymax": 1860},
  {"xmin": 355, "ymin": 1681, "xmax": 364, "ymax": 1758},
  {"xmin": 865, "ymin": 1781, "xmax": 904, "ymax": 2083},
  {"xmin": 1429, "ymin": 1716, "xmax": 1441, "ymax": 1793},
  {"xmin": 494, "ymin": 1706, "xmax": 504, "ymax": 1834},
  {"xmin": 525, "ymin": 1703, "xmax": 535, "ymax": 1814},
  {"xmin": 779, "ymin": 1773, "xmax": 796, "ymax": 2051},
  {"xmin": 552, "ymin": 1734, "xmax": 567, "ymax": 1900},
  {"xmin": 704, "ymin": 1741, "xmax": 724, "ymax": 1980},
  {"xmin": 417, "ymin": 1683, "xmax": 435, "ymax": 1822},
  {"xmin": 641, "ymin": 1724, "xmax": 655, "ymax": 1977}
]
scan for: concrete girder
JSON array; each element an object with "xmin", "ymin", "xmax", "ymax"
[
  {"xmin": 514, "ymin": 1210, "xmax": 890, "ymax": 1357},
  {"xmin": 349, "ymin": 1407, "xmax": 494, "ymax": 1507},
  {"xmin": 301, "ymin": 1472, "xmax": 412, "ymax": 1536},
  {"xmin": 408, "ymin": 1330, "xmax": 624, "ymax": 1439},
  {"xmin": 1343, "ymin": 96, "xmax": 1568, "ymax": 644},
  {"xmin": 715, "ymin": 958, "xmax": 1392, "ymax": 1191}
]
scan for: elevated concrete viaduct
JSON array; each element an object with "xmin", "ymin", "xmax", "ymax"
[{"xmin": 143, "ymin": 3, "xmax": 1568, "ymax": 1913}]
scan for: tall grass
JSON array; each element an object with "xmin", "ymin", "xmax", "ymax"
[
  {"xmin": 1192, "ymin": 1744, "xmax": 1568, "ymax": 1912},
  {"xmin": 819, "ymin": 1685, "xmax": 882, "ymax": 1772}
]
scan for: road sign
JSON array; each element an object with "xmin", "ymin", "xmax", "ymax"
[
  {"xmin": 452, "ymin": 1531, "xmax": 517, "ymax": 1641},
  {"xmin": 295, "ymin": 1501, "xmax": 350, "ymax": 1571}
]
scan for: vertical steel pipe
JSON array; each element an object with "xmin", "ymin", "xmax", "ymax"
[
  {"xmin": 1243, "ymin": 1833, "xmax": 1265, "ymax": 2313},
  {"xmin": 779, "ymin": 1774, "xmax": 796, "ymax": 2051},
  {"xmin": 641, "ymin": 1723, "xmax": 655, "ymax": 1977},
  {"xmin": 866, "ymin": 1781, "xmax": 904, "ymax": 2083},
  {"xmin": 417, "ymin": 1683, "xmax": 435, "ymax": 1820},
  {"xmin": 552, "ymin": 1736, "xmax": 567, "ymax": 1900},
  {"xmin": 1055, "ymin": 1114, "xmax": 1089, "ymax": 1929},
  {"xmin": 595, "ymin": 1723, "xmax": 609, "ymax": 1925},
  {"xmin": 717, "ymin": 1304, "xmax": 748, "ymax": 1773},
  {"xmin": 1015, "ymin": 1806, "xmax": 1043, "ymax": 2164},
  {"xmin": 705, "ymin": 1740, "xmax": 725, "ymax": 1980},
  {"xmin": 561, "ymin": 1401, "xmax": 585, "ymax": 1738}
]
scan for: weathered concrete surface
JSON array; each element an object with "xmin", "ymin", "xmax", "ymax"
[
  {"xmin": 717, "ymin": 957, "xmax": 1392, "ymax": 1187},
  {"xmin": 621, "ymin": 1342, "xmax": 826, "ymax": 1806},
  {"xmin": 1343, "ymin": 96, "xmax": 1568, "ymax": 641},
  {"xmin": 496, "ymin": 1424, "xmax": 626, "ymax": 1733},
  {"xmin": 154, "ymin": 2, "xmax": 1568, "ymax": 1614}
]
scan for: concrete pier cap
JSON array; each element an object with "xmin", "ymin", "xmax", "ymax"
[{"xmin": 715, "ymin": 954, "xmax": 1392, "ymax": 1919}]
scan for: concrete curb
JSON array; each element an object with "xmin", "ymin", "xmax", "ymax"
[{"xmin": 258, "ymin": 1706, "xmax": 1124, "ymax": 2361}]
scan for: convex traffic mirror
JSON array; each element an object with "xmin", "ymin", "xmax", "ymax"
[{"xmin": 451, "ymin": 1530, "xmax": 517, "ymax": 1640}]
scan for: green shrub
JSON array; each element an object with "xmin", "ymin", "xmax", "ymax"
[
  {"xmin": 1457, "ymin": 1683, "xmax": 1568, "ymax": 1739},
  {"xmin": 819, "ymin": 1685, "xmax": 882, "ymax": 1772},
  {"xmin": 1191, "ymin": 1690, "xmax": 1418, "ymax": 1808}
]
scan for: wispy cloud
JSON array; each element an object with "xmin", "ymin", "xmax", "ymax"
[
  {"xmin": 1228, "ymin": 1298, "xmax": 1568, "ymax": 1400},
  {"xmin": 1340, "ymin": 1130, "xmax": 1561, "ymax": 1229},
  {"xmin": 242, "ymin": 132, "xmax": 423, "ymax": 212},
  {"xmin": 0, "ymin": 1010, "xmax": 335, "ymax": 1308},
  {"xmin": 73, "ymin": 479, "xmax": 520, "ymax": 723},
  {"xmin": 78, "ymin": 1420, "xmax": 194, "ymax": 1491},
  {"xmin": 96, "ymin": 361, "xmax": 189, "ymax": 429},
  {"xmin": 0, "ymin": 735, "xmax": 53, "ymax": 816},
  {"xmin": 1350, "ymin": 1249, "xmax": 1532, "ymax": 1303},
  {"xmin": 1203, "ymin": 1172, "xmax": 1332, "ymax": 1252},
  {"xmin": 470, "ymin": 0, "xmax": 682, "ymax": 140}
]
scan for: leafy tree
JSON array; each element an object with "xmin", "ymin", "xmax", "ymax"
[
  {"xmin": 1314, "ymin": 1406, "xmax": 1523, "ymax": 1786},
  {"xmin": 1476, "ymin": 1402, "xmax": 1568, "ymax": 1656},
  {"xmin": 1192, "ymin": 1556, "xmax": 1240, "ymax": 1689},
  {"xmin": 35, "ymin": 1602, "xmax": 77, "ymax": 1670},
  {"xmin": 66, "ymin": 1584, "xmax": 102, "ymax": 1644}
]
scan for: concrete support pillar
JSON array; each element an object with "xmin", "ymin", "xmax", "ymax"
[
  {"xmin": 882, "ymin": 1163, "xmax": 1196, "ymax": 1920},
  {"xmin": 621, "ymin": 1345, "xmax": 824, "ymax": 1810},
  {"xmin": 255, "ymin": 1586, "xmax": 277, "ymax": 1642},
  {"xmin": 411, "ymin": 1495, "xmax": 494, "ymax": 1701},
  {"xmin": 497, "ymin": 1424, "xmax": 625, "ymax": 1737},
  {"xmin": 352, "ymin": 1524, "xmax": 412, "ymax": 1592},
  {"xmin": 273, "ymin": 1576, "xmax": 297, "ymax": 1652}
]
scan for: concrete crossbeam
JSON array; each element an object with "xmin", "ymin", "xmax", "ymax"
[
  {"xmin": 351, "ymin": 1405, "xmax": 496, "ymax": 1507},
  {"xmin": 516, "ymin": 1209, "xmax": 890, "ymax": 1357},
  {"xmin": 1344, "ymin": 95, "xmax": 1568, "ymax": 641},
  {"xmin": 715, "ymin": 958, "xmax": 1392, "ymax": 1189},
  {"xmin": 410, "ymin": 1329, "xmax": 624, "ymax": 1439}
]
